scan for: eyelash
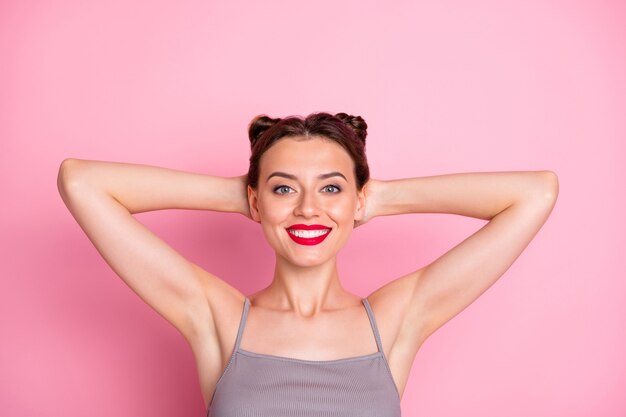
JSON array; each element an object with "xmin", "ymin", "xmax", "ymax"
[
  {"xmin": 273, "ymin": 184, "xmax": 342, "ymax": 195},
  {"xmin": 323, "ymin": 184, "xmax": 341, "ymax": 193},
  {"xmin": 273, "ymin": 185, "xmax": 292, "ymax": 195}
]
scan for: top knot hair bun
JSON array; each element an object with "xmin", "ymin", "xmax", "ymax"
[
  {"xmin": 248, "ymin": 115, "xmax": 282, "ymax": 147},
  {"xmin": 246, "ymin": 111, "xmax": 370, "ymax": 191},
  {"xmin": 333, "ymin": 112, "xmax": 368, "ymax": 144}
]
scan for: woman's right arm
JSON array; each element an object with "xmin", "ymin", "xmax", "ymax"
[{"xmin": 57, "ymin": 158, "xmax": 250, "ymax": 342}]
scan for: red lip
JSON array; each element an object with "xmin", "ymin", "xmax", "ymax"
[
  {"xmin": 285, "ymin": 224, "xmax": 332, "ymax": 246},
  {"xmin": 287, "ymin": 224, "xmax": 331, "ymax": 230}
]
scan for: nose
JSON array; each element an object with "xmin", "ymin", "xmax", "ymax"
[{"xmin": 293, "ymin": 189, "xmax": 321, "ymax": 218}]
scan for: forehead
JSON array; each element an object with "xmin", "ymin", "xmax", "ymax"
[{"xmin": 259, "ymin": 137, "xmax": 355, "ymax": 180}]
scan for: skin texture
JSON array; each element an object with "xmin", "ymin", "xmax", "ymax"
[{"xmin": 57, "ymin": 137, "xmax": 559, "ymax": 406}]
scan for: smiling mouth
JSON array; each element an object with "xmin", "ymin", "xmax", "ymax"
[
  {"xmin": 287, "ymin": 229, "xmax": 330, "ymax": 238},
  {"xmin": 286, "ymin": 228, "xmax": 332, "ymax": 245}
]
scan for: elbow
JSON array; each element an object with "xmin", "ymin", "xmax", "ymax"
[
  {"xmin": 524, "ymin": 171, "xmax": 558, "ymax": 214},
  {"xmin": 57, "ymin": 158, "xmax": 76, "ymax": 190},
  {"xmin": 57, "ymin": 158, "xmax": 87, "ymax": 198},
  {"xmin": 539, "ymin": 170, "xmax": 559, "ymax": 203}
]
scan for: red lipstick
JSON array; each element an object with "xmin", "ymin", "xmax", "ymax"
[{"xmin": 286, "ymin": 224, "xmax": 332, "ymax": 246}]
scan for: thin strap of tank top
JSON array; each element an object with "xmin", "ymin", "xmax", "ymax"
[
  {"xmin": 362, "ymin": 297, "xmax": 385, "ymax": 353},
  {"xmin": 233, "ymin": 297, "xmax": 383, "ymax": 353},
  {"xmin": 233, "ymin": 297, "xmax": 251, "ymax": 351}
]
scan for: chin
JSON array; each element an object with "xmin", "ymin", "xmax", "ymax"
[{"xmin": 279, "ymin": 252, "xmax": 336, "ymax": 268}]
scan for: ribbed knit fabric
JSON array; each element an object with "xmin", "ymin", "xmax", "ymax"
[{"xmin": 207, "ymin": 297, "xmax": 401, "ymax": 417}]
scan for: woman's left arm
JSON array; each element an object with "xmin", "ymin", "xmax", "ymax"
[{"xmin": 362, "ymin": 170, "xmax": 559, "ymax": 342}]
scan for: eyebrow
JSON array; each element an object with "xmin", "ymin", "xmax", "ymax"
[{"xmin": 266, "ymin": 171, "xmax": 348, "ymax": 182}]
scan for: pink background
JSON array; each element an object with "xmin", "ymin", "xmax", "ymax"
[{"xmin": 1, "ymin": 1, "xmax": 624, "ymax": 416}]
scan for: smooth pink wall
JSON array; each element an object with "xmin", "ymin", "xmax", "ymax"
[{"xmin": 1, "ymin": 1, "xmax": 624, "ymax": 416}]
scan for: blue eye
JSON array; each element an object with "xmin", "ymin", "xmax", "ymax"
[
  {"xmin": 322, "ymin": 184, "xmax": 341, "ymax": 193},
  {"xmin": 274, "ymin": 185, "xmax": 293, "ymax": 195}
]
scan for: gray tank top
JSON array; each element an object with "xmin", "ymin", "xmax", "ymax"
[{"xmin": 207, "ymin": 297, "xmax": 401, "ymax": 417}]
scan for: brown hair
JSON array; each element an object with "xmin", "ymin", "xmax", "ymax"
[{"xmin": 247, "ymin": 112, "xmax": 370, "ymax": 191}]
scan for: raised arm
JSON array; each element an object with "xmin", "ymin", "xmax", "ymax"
[
  {"xmin": 364, "ymin": 170, "xmax": 558, "ymax": 362},
  {"xmin": 57, "ymin": 158, "xmax": 250, "ymax": 342}
]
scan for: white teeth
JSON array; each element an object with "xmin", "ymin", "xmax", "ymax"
[{"xmin": 288, "ymin": 229, "xmax": 330, "ymax": 238}]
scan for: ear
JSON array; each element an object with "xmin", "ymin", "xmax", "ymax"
[
  {"xmin": 247, "ymin": 185, "xmax": 262, "ymax": 223},
  {"xmin": 354, "ymin": 187, "xmax": 366, "ymax": 222}
]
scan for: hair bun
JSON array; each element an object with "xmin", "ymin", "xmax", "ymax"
[
  {"xmin": 248, "ymin": 115, "xmax": 282, "ymax": 147},
  {"xmin": 334, "ymin": 112, "xmax": 367, "ymax": 144}
]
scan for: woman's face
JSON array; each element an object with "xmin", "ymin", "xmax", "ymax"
[{"xmin": 248, "ymin": 136, "xmax": 366, "ymax": 268}]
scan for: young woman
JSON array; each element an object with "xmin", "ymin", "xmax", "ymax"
[{"xmin": 57, "ymin": 112, "xmax": 558, "ymax": 416}]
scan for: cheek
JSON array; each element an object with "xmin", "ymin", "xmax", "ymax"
[
  {"xmin": 257, "ymin": 198, "xmax": 293, "ymax": 236},
  {"xmin": 259, "ymin": 197, "xmax": 288, "ymax": 219},
  {"xmin": 326, "ymin": 199, "xmax": 358, "ymax": 223}
]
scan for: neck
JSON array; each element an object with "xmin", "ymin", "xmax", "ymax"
[{"xmin": 264, "ymin": 254, "xmax": 350, "ymax": 318}]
